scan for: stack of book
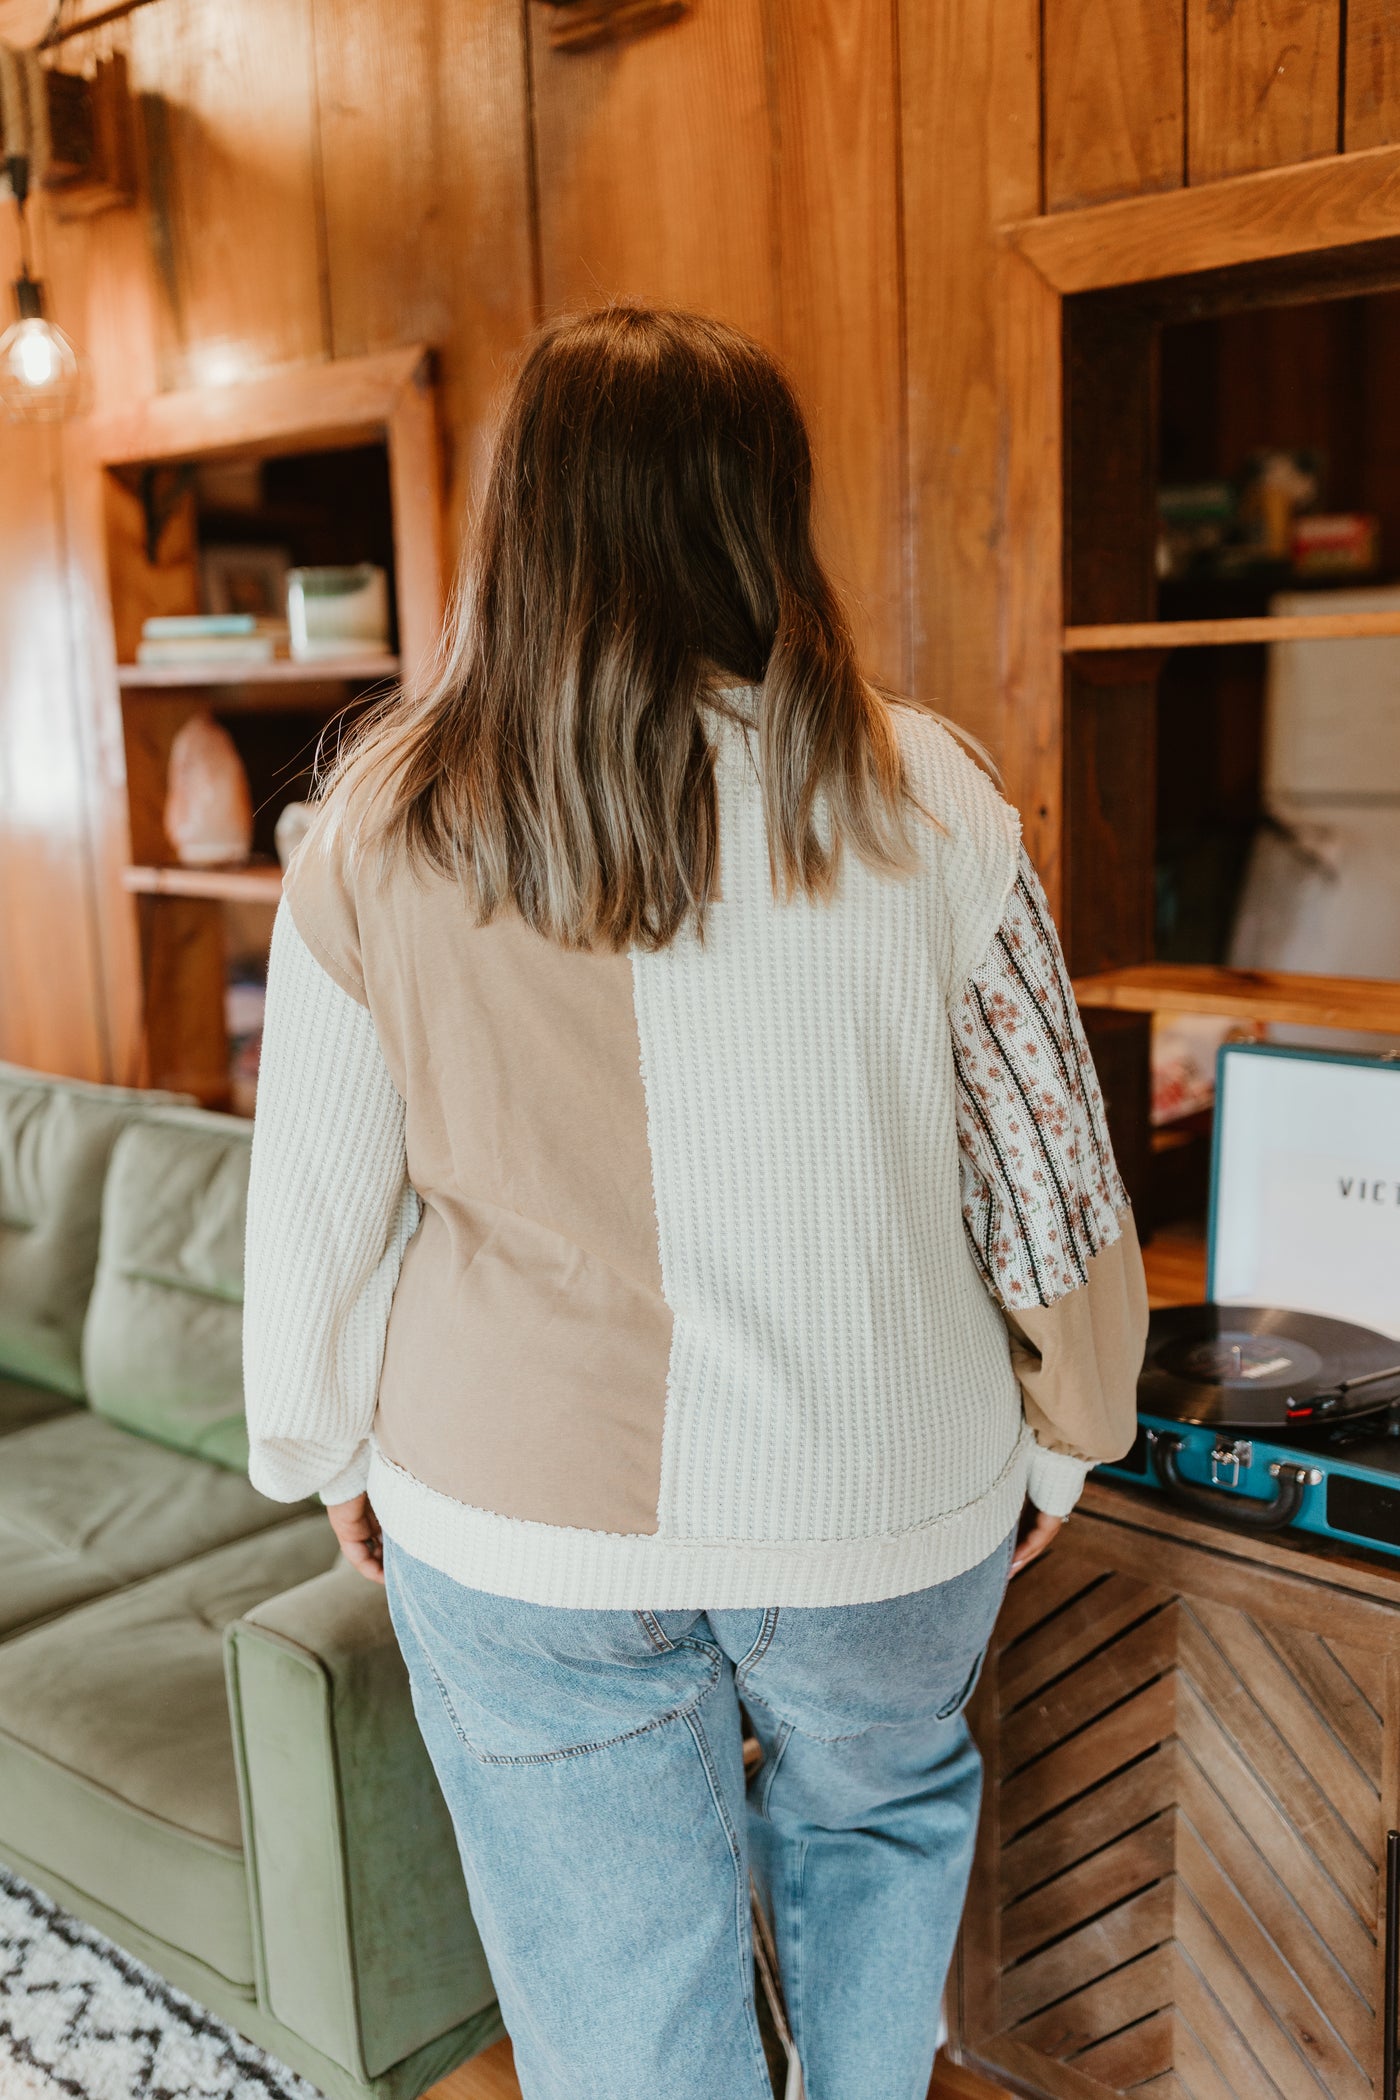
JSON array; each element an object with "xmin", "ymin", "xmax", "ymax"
[{"xmin": 135, "ymin": 614, "xmax": 289, "ymax": 666}]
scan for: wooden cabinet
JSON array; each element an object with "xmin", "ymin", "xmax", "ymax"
[
  {"xmin": 952, "ymin": 1480, "xmax": 1400, "ymax": 2098},
  {"xmin": 89, "ymin": 346, "xmax": 445, "ymax": 1106}
]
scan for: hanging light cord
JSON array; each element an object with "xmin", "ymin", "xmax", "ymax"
[{"xmin": 5, "ymin": 153, "xmax": 35, "ymax": 281}]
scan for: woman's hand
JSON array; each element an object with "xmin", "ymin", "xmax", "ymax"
[
  {"xmin": 1011, "ymin": 1505, "xmax": 1064, "ymax": 1576},
  {"xmin": 326, "ymin": 1491, "xmax": 386, "ymax": 1584}
]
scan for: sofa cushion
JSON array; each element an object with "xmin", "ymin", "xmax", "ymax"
[
  {"xmin": 0, "ymin": 1370, "xmax": 77, "ymax": 1437},
  {"xmin": 0, "ymin": 1517, "xmax": 337, "ymax": 1986},
  {"xmin": 0, "ymin": 1411, "xmax": 305, "ymax": 1640},
  {"xmin": 83, "ymin": 1106, "xmax": 251, "ymax": 1469},
  {"xmin": 0, "ymin": 1063, "xmax": 180, "ymax": 1397}
]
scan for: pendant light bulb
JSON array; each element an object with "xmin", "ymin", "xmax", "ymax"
[{"xmin": 0, "ymin": 275, "xmax": 82, "ymax": 423}]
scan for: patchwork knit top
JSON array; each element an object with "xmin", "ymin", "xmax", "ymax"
[{"xmin": 243, "ymin": 704, "xmax": 1146, "ymax": 1608}]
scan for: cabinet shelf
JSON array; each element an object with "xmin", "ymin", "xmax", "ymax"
[
  {"xmin": 117, "ymin": 653, "xmax": 399, "ymax": 690},
  {"xmin": 1073, "ymin": 962, "xmax": 1400, "ymax": 1035},
  {"xmin": 122, "ymin": 863, "xmax": 284, "ymax": 904},
  {"xmin": 1065, "ymin": 609, "xmax": 1400, "ymax": 653}
]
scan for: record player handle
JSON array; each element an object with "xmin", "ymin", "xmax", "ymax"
[{"xmin": 1149, "ymin": 1432, "xmax": 1309, "ymax": 1532}]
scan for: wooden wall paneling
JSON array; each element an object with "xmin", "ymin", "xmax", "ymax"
[
  {"xmin": 135, "ymin": 891, "xmax": 228, "ymax": 1100},
  {"xmin": 387, "ymin": 354, "xmax": 449, "ymax": 680},
  {"xmin": 100, "ymin": 468, "xmax": 199, "ymax": 667},
  {"xmin": 310, "ymin": 0, "xmax": 456, "ymax": 360},
  {"xmin": 766, "ymin": 0, "xmax": 905, "ymax": 687},
  {"xmin": 1061, "ymin": 304, "xmax": 1156, "ymax": 990},
  {"xmin": 1064, "ymin": 300, "xmax": 1157, "ymax": 635},
  {"xmin": 122, "ymin": 0, "xmax": 328, "ymax": 386},
  {"xmin": 28, "ymin": 36, "xmax": 172, "ymax": 1086},
  {"xmin": 530, "ymin": 3, "xmax": 775, "ymax": 342},
  {"xmin": 0, "ymin": 184, "xmax": 138, "ymax": 1085},
  {"xmin": 42, "ymin": 21, "xmax": 165, "ymax": 418},
  {"xmin": 900, "ymin": 0, "xmax": 1040, "ymax": 761},
  {"xmin": 1347, "ymin": 0, "xmax": 1400, "ymax": 149},
  {"xmin": 1042, "ymin": 0, "xmax": 1185, "ymax": 213},
  {"xmin": 995, "ymin": 247, "xmax": 1063, "ymax": 902},
  {"xmin": 1062, "ymin": 296, "xmax": 1158, "ymax": 1215},
  {"xmin": 1186, "ymin": 0, "xmax": 1342, "ymax": 185},
  {"xmin": 1212, "ymin": 298, "xmax": 1353, "ymax": 481},
  {"xmin": 311, "ymin": 0, "xmax": 538, "ymax": 539},
  {"xmin": 0, "ymin": 416, "xmax": 109, "ymax": 1078}
]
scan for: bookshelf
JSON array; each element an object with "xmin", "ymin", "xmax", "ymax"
[
  {"xmin": 1071, "ymin": 964, "xmax": 1400, "ymax": 1037},
  {"xmin": 1065, "ymin": 609, "xmax": 1400, "ymax": 651},
  {"xmin": 1043, "ymin": 279, "xmax": 1400, "ymax": 1238},
  {"xmin": 116, "ymin": 654, "xmax": 400, "ymax": 690},
  {"xmin": 92, "ymin": 347, "xmax": 444, "ymax": 1110},
  {"xmin": 121, "ymin": 864, "xmax": 285, "ymax": 905}
]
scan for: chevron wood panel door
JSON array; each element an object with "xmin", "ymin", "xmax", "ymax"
[{"xmin": 952, "ymin": 1483, "xmax": 1400, "ymax": 2100}]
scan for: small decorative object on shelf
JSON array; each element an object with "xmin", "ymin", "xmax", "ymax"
[
  {"xmin": 1292, "ymin": 513, "xmax": 1380, "ymax": 578},
  {"xmin": 200, "ymin": 543, "xmax": 291, "ymax": 622},
  {"xmin": 274, "ymin": 801, "xmax": 314, "ymax": 869},
  {"xmin": 163, "ymin": 712, "xmax": 253, "ymax": 868},
  {"xmin": 287, "ymin": 563, "xmax": 389, "ymax": 660},
  {"xmin": 136, "ymin": 612, "xmax": 284, "ymax": 667}
]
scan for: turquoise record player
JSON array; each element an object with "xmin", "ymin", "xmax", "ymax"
[{"xmin": 1100, "ymin": 1041, "xmax": 1400, "ymax": 1557}]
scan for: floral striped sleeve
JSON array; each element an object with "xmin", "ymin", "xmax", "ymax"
[
  {"xmin": 953, "ymin": 845, "xmax": 1146, "ymax": 1511},
  {"xmin": 954, "ymin": 845, "xmax": 1129, "ymax": 1309}
]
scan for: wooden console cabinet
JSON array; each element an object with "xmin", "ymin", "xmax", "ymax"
[{"xmin": 951, "ymin": 1480, "xmax": 1400, "ymax": 2099}]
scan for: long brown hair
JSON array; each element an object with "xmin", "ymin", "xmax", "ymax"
[{"xmin": 326, "ymin": 305, "xmax": 920, "ymax": 950}]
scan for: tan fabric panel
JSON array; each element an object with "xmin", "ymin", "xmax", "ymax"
[
  {"xmin": 283, "ymin": 816, "xmax": 367, "ymax": 1006},
  {"xmin": 377, "ymin": 1205, "xmax": 671, "ymax": 1531},
  {"xmin": 1004, "ymin": 1208, "xmax": 1148, "ymax": 1465},
  {"xmin": 284, "ymin": 812, "xmax": 672, "ymax": 1536}
]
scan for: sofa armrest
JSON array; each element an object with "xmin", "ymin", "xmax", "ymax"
[{"xmin": 224, "ymin": 1560, "xmax": 496, "ymax": 2083}]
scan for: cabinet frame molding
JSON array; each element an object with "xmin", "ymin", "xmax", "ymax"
[
  {"xmin": 1009, "ymin": 139, "xmax": 1400, "ymax": 297},
  {"xmin": 87, "ymin": 344, "xmax": 446, "ymax": 681}
]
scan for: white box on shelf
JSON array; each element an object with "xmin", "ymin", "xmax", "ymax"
[{"xmin": 287, "ymin": 564, "xmax": 389, "ymax": 660}]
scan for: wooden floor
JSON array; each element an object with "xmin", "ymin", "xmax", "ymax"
[
  {"xmin": 425, "ymin": 2038, "xmax": 520, "ymax": 2099},
  {"xmin": 424, "ymin": 2039, "xmax": 1010, "ymax": 2098}
]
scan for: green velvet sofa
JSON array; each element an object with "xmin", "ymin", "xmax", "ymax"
[{"xmin": 0, "ymin": 1062, "xmax": 502, "ymax": 2099}]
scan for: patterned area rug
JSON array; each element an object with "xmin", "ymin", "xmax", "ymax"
[{"xmin": 0, "ymin": 1866, "xmax": 323, "ymax": 2100}]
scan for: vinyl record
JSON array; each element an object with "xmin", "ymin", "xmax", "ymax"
[{"xmin": 1139, "ymin": 1304, "xmax": 1400, "ymax": 1431}]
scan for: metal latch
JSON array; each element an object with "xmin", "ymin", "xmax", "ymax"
[
  {"xmin": 1210, "ymin": 1438, "xmax": 1253, "ymax": 1487},
  {"xmin": 1269, "ymin": 1460, "xmax": 1323, "ymax": 1486}
]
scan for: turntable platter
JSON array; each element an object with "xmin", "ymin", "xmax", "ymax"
[{"xmin": 1139, "ymin": 1305, "xmax": 1400, "ymax": 1431}]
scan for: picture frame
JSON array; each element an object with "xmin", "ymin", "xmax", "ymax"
[{"xmin": 199, "ymin": 543, "xmax": 290, "ymax": 621}]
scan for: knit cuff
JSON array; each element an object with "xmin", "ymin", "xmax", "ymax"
[
  {"xmin": 1027, "ymin": 1444, "xmax": 1092, "ymax": 1518},
  {"xmin": 318, "ymin": 1445, "xmax": 373, "ymax": 1506}
]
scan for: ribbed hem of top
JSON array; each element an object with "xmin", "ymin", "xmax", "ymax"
[
  {"xmin": 1026, "ymin": 1443, "xmax": 1092, "ymax": 1518},
  {"xmin": 367, "ymin": 1428, "xmax": 1033, "ymax": 1610}
]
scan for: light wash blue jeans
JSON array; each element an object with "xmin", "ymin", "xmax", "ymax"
[{"xmin": 385, "ymin": 1532, "xmax": 1014, "ymax": 2100}]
